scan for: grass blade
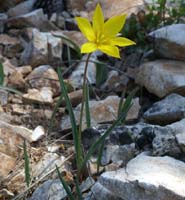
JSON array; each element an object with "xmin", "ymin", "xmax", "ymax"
[
  {"xmin": 117, "ymin": 90, "xmax": 126, "ymax": 119},
  {"xmin": 57, "ymin": 67, "xmax": 83, "ymax": 169},
  {"xmin": 49, "ymin": 94, "xmax": 63, "ymax": 132},
  {"xmin": 0, "ymin": 86, "xmax": 23, "ymax": 95},
  {"xmin": 96, "ymin": 62, "xmax": 108, "ymax": 87},
  {"xmin": 0, "ymin": 63, "xmax": 4, "ymax": 85},
  {"xmin": 96, "ymin": 140, "xmax": 105, "ymax": 173},
  {"xmin": 85, "ymin": 84, "xmax": 91, "ymax": 128},
  {"xmin": 23, "ymin": 140, "xmax": 30, "ymax": 187},
  {"xmin": 75, "ymin": 176, "xmax": 83, "ymax": 200},
  {"xmin": 56, "ymin": 165, "xmax": 75, "ymax": 200}
]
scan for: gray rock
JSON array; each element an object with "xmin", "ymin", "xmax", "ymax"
[
  {"xmin": 69, "ymin": 54, "xmax": 97, "ymax": 89},
  {"xmin": 7, "ymin": 0, "xmax": 36, "ymax": 17},
  {"xmin": 144, "ymin": 93, "xmax": 185, "ymax": 124},
  {"xmin": 0, "ymin": 13, "xmax": 7, "ymax": 33},
  {"xmin": 168, "ymin": 119, "xmax": 185, "ymax": 154},
  {"xmin": 89, "ymin": 182, "xmax": 123, "ymax": 200},
  {"xmin": 29, "ymin": 179, "xmax": 68, "ymax": 200},
  {"xmin": 26, "ymin": 65, "xmax": 60, "ymax": 96},
  {"xmin": 7, "ymin": 9, "xmax": 57, "ymax": 30},
  {"xmin": 85, "ymin": 120, "xmax": 185, "ymax": 158},
  {"xmin": 103, "ymin": 143, "xmax": 137, "ymax": 166},
  {"xmin": 99, "ymin": 153, "xmax": 185, "ymax": 200},
  {"xmin": 80, "ymin": 177, "xmax": 95, "ymax": 193},
  {"xmin": 0, "ymin": 90, "xmax": 8, "ymax": 106},
  {"xmin": 148, "ymin": 24, "xmax": 185, "ymax": 61},
  {"xmin": 151, "ymin": 126, "xmax": 181, "ymax": 157},
  {"xmin": 136, "ymin": 60, "xmax": 185, "ymax": 97},
  {"xmin": 21, "ymin": 28, "xmax": 62, "ymax": 67},
  {"xmin": 61, "ymin": 96, "xmax": 140, "ymax": 131}
]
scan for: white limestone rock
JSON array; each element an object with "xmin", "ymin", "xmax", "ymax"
[
  {"xmin": 136, "ymin": 60, "xmax": 185, "ymax": 97},
  {"xmin": 148, "ymin": 24, "xmax": 185, "ymax": 61},
  {"xmin": 99, "ymin": 153, "xmax": 185, "ymax": 200}
]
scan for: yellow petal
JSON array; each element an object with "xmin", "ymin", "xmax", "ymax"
[
  {"xmin": 93, "ymin": 3, "xmax": 104, "ymax": 33},
  {"xmin": 104, "ymin": 15, "xmax": 127, "ymax": 37},
  {"xmin": 98, "ymin": 45, "xmax": 120, "ymax": 58},
  {"xmin": 110, "ymin": 37, "xmax": 136, "ymax": 47},
  {"xmin": 75, "ymin": 17, "xmax": 95, "ymax": 41},
  {"xmin": 81, "ymin": 42, "xmax": 97, "ymax": 53}
]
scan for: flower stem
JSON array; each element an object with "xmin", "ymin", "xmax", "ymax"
[{"xmin": 78, "ymin": 53, "xmax": 91, "ymax": 137}]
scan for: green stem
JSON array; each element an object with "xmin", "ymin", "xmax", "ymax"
[
  {"xmin": 77, "ymin": 53, "xmax": 91, "ymax": 177},
  {"xmin": 78, "ymin": 53, "xmax": 91, "ymax": 136}
]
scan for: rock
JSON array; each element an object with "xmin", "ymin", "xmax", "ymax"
[
  {"xmin": 52, "ymin": 30, "xmax": 86, "ymax": 49},
  {"xmin": 47, "ymin": 32, "xmax": 63, "ymax": 65},
  {"xmin": 33, "ymin": 0, "xmax": 65, "ymax": 18},
  {"xmin": 66, "ymin": 0, "xmax": 86, "ymax": 11},
  {"xmin": 148, "ymin": 24, "xmax": 185, "ymax": 61},
  {"xmin": 21, "ymin": 29, "xmax": 62, "ymax": 67},
  {"xmin": 2, "ymin": 58, "xmax": 17, "ymax": 76},
  {"xmin": 31, "ymin": 153, "xmax": 68, "ymax": 179},
  {"xmin": 8, "ymin": 70, "xmax": 26, "ymax": 89},
  {"xmin": 32, "ymin": 125, "xmax": 45, "ymax": 142},
  {"xmin": 136, "ymin": 60, "xmax": 185, "ymax": 97},
  {"xmin": 0, "ymin": 189, "xmax": 14, "ymax": 199},
  {"xmin": 7, "ymin": 0, "xmax": 36, "ymax": 17},
  {"xmin": 80, "ymin": 177, "xmax": 95, "ymax": 193},
  {"xmin": 69, "ymin": 54, "xmax": 97, "ymax": 88},
  {"xmin": 60, "ymin": 89, "xmax": 83, "ymax": 107},
  {"xmin": 168, "ymin": 119, "xmax": 185, "ymax": 154},
  {"xmin": 0, "ymin": 120, "xmax": 33, "ymax": 156},
  {"xmin": 101, "ymin": 70, "xmax": 129, "ymax": 93},
  {"xmin": 85, "ymin": 0, "xmax": 144, "ymax": 19},
  {"xmin": 0, "ymin": 13, "xmax": 8, "ymax": 33},
  {"xmin": 0, "ymin": 105, "xmax": 3, "ymax": 112},
  {"xmin": 7, "ymin": 9, "xmax": 53, "ymax": 30},
  {"xmin": 0, "ymin": 0, "xmax": 22, "ymax": 12},
  {"xmin": 61, "ymin": 96, "xmax": 140, "ymax": 131},
  {"xmin": 144, "ymin": 93, "xmax": 185, "ymax": 124},
  {"xmin": 29, "ymin": 179, "xmax": 68, "ymax": 200},
  {"xmin": 6, "ymin": 170, "xmax": 25, "ymax": 193},
  {"xmin": 103, "ymin": 143, "xmax": 137, "ymax": 166},
  {"xmin": 26, "ymin": 65, "xmax": 60, "ymax": 96},
  {"xmin": 23, "ymin": 87, "xmax": 53, "ymax": 105},
  {"xmin": 83, "ymin": 120, "xmax": 184, "ymax": 158},
  {"xmin": 11, "ymin": 104, "xmax": 31, "ymax": 115},
  {"xmin": 0, "ymin": 90, "xmax": 8, "ymax": 106},
  {"xmin": 0, "ymin": 153, "xmax": 17, "ymax": 179},
  {"xmin": 0, "ymin": 119, "xmax": 38, "ymax": 178},
  {"xmin": 87, "ymin": 182, "xmax": 122, "ymax": 200},
  {"xmin": 151, "ymin": 125, "xmax": 181, "ymax": 157},
  {"xmin": 98, "ymin": 153, "xmax": 185, "ymax": 200},
  {"xmin": 0, "ymin": 34, "xmax": 22, "ymax": 58},
  {"xmin": 16, "ymin": 65, "xmax": 32, "ymax": 77}
]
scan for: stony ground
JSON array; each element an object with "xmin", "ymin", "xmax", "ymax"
[{"xmin": 0, "ymin": 0, "xmax": 185, "ymax": 200}]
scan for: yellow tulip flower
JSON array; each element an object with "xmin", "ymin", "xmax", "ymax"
[{"xmin": 75, "ymin": 4, "xmax": 136, "ymax": 58}]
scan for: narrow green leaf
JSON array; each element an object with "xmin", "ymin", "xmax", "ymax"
[
  {"xmin": 57, "ymin": 67, "xmax": 83, "ymax": 169},
  {"xmin": 96, "ymin": 62, "xmax": 108, "ymax": 87},
  {"xmin": 49, "ymin": 94, "xmax": 64, "ymax": 132},
  {"xmin": 23, "ymin": 140, "xmax": 30, "ymax": 187},
  {"xmin": 0, "ymin": 63, "xmax": 4, "ymax": 85},
  {"xmin": 0, "ymin": 86, "xmax": 23, "ymax": 95},
  {"xmin": 56, "ymin": 165, "xmax": 75, "ymax": 200},
  {"xmin": 96, "ymin": 140, "xmax": 105, "ymax": 173},
  {"xmin": 117, "ymin": 90, "xmax": 126, "ymax": 119},
  {"xmin": 85, "ymin": 84, "xmax": 91, "ymax": 128},
  {"xmin": 75, "ymin": 176, "xmax": 83, "ymax": 200}
]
